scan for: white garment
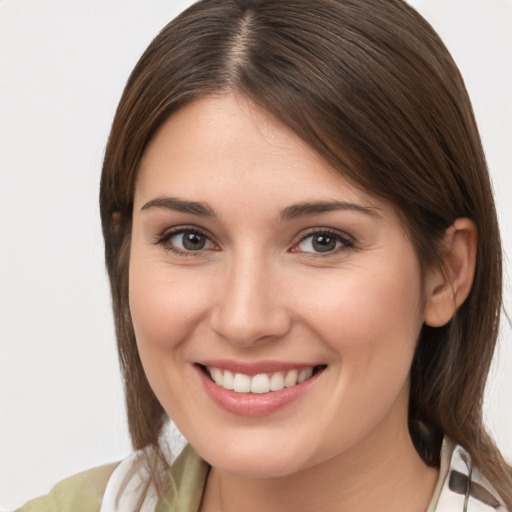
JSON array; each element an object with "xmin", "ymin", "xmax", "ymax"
[
  {"xmin": 99, "ymin": 453, "xmax": 159, "ymax": 512},
  {"xmin": 434, "ymin": 443, "xmax": 507, "ymax": 511}
]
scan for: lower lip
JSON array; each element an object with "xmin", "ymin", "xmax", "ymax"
[{"xmin": 195, "ymin": 365, "xmax": 323, "ymax": 417}]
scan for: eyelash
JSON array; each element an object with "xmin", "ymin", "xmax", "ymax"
[{"xmin": 154, "ymin": 226, "xmax": 354, "ymax": 257}]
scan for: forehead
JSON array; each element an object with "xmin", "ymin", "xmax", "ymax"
[{"xmin": 135, "ymin": 93, "xmax": 385, "ymax": 214}]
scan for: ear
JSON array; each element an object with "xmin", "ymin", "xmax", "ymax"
[
  {"xmin": 111, "ymin": 212, "xmax": 122, "ymax": 232},
  {"xmin": 424, "ymin": 218, "xmax": 477, "ymax": 327}
]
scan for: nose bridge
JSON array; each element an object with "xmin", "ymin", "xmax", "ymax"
[{"xmin": 210, "ymin": 247, "xmax": 290, "ymax": 346}]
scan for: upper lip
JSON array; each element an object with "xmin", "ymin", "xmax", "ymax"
[{"xmin": 196, "ymin": 359, "xmax": 324, "ymax": 376}]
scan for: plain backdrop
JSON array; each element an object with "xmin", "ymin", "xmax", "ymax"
[{"xmin": 1, "ymin": 0, "xmax": 511, "ymax": 509}]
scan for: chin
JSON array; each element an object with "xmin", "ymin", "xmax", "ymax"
[{"xmin": 194, "ymin": 433, "xmax": 317, "ymax": 479}]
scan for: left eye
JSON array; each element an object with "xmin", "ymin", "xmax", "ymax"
[{"xmin": 295, "ymin": 232, "xmax": 348, "ymax": 253}]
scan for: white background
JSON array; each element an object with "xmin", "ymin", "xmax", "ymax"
[{"xmin": 0, "ymin": 0, "xmax": 511, "ymax": 509}]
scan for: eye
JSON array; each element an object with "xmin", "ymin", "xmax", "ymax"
[
  {"xmin": 294, "ymin": 230, "xmax": 352, "ymax": 254},
  {"xmin": 157, "ymin": 228, "xmax": 216, "ymax": 254}
]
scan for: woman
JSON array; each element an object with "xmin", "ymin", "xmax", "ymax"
[{"xmin": 19, "ymin": 0, "xmax": 511, "ymax": 510}]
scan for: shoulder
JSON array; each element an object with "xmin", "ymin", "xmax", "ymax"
[{"xmin": 17, "ymin": 462, "xmax": 119, "ymax": 512}]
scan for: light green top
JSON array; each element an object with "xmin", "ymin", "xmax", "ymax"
[
  {"xmin": 17, "ymin": 461, "xmax": 119, "ymax": 512},
  {"xmin": 17, "ymin": 445, "xmax": 209, "ymax": 512},
  {"xmin": 155, "ymin": 444, "xmax": 210, "ymax": 512}
]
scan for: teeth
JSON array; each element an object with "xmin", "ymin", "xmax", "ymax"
[
  {"xmin": 251, "ymin": 374, "xmax": 270, "ymax": 394},
  {"xmin": 233, "ymin": 373, "xmax": 251, "ymax": 393},
  {"xmin": 284, "ymin": 369, "xmax": 298, "ymax": 388},
  {"xmin": 211, "ymin": 367, "xmax": 223, "ymax": 387},
  {"xmin": 298, "ymin": 367, "xmax": 313, "ymax": 383},
  {"xmin": 223, "ymin": 370, "xmax": 234, "ymax": 390},
  {"xmin": 207, "ymin": 366, "xmax": 316, "ymax": 394},
  {"xmin": 269, "ymin": 372, "xmax": 284, "ymax": 391}
]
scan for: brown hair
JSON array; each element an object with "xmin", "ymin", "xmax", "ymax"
[{"xmin": 100, "ymin": 0, "xmax": 511, "ymax": 504}]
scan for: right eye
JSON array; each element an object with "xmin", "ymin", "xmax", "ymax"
[{"xmin": 157, "ymin": 228, "xmax": 216, "ymax": 254}]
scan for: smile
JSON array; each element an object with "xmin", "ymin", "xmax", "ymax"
[
  {"xmin": 196, "ymin": 363, "xmax": 326, "ymax": 416},
  {"xmin": 205, "ymin": 365, "xmax": 323, "ymax": 394}
]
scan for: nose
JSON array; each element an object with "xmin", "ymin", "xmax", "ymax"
[{"xmin": 209, "ymin": 253, "xmax": 292, "ymax": 347}]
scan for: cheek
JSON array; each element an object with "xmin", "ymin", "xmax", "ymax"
[
  {"xmin": 296, "ymin": 261, "xmax": 424, "ymax": 368},
  {"xmin": 127, "ymin": 255, "xmax": 217, "ymax": 416},
  {"xmin": 128, "ymin": 258, "xmax": 211, "ymax": 355}
]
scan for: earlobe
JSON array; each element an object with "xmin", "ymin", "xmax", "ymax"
[{"xmin": 424, "ymin": 218, "xmax": 477, "ymax": 327}]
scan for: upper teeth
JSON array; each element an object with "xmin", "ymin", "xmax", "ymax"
[{"xmin": 207, "ymin": 366, "xmax": 314, "ymax": 394}]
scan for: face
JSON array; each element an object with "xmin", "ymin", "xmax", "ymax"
[{"xmin": 129, "ymin": 93, "xmax": 427, "ymax": 478}]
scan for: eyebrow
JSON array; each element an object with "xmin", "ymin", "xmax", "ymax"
[
  {"xmin": 141, "ymin": 197, "xmax": 216, "ymax": 217},
  {"xmin": 279, "ymin": 201, "xmax": 381, "ymax": 221},
  {"xmin": 140, "ymin": 196, "xmax": 380, "ymax": 220}
]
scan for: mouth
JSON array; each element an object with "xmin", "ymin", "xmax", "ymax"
[{"xmin": 199, "ymin": 364, "xmax": 327, "ymax": 394}]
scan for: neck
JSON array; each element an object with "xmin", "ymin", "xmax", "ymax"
[{"xmin": 201, "ymin": 399, "xmax": 439, "ymax": 512}]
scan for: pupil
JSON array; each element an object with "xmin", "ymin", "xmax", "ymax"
[
  {"xmin": 312, "ymin": 235, "xmax": 336, "ymax": 253},
  {"xmin": 183, "ymin": 232, "xmax": 205, "ymax": 250}
]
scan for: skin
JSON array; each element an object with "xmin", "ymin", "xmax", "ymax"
[{"xmin": 129, "ymin": 93, "xmax": 476, "ymax": 512}]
